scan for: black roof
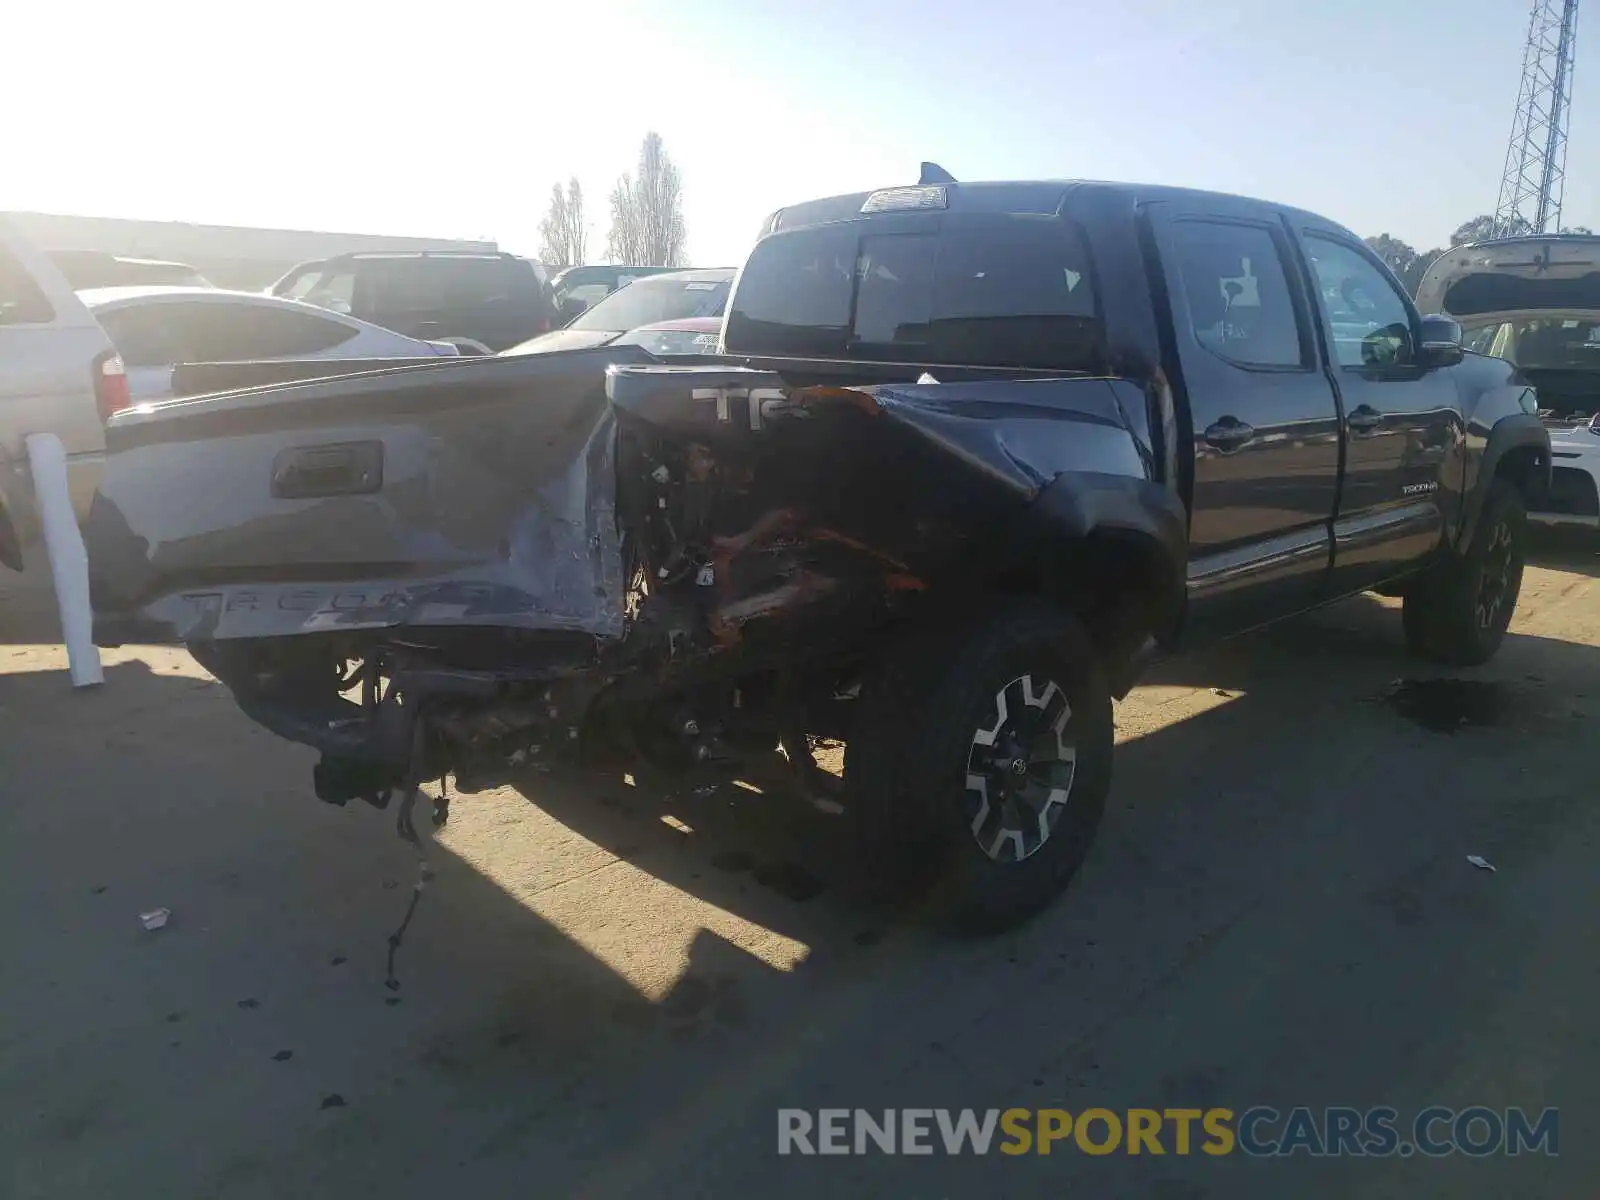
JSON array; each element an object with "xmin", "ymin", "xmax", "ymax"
[
  {"xmin": 764, "ymin": 179, "xmax": 1356, "ymax": 242},
  {"xmin": 296, "ymin": 249, "xmax": 528, "ymax": 267}
]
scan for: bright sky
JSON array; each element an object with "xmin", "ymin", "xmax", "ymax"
[{"xmin": 11, "ymin": 0, "xmax": 1596, "ymax": 266}]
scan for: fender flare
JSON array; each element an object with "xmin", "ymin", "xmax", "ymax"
[
  {"xmin": 1457, "ymin": 412, "xmax": 1551, "ymax": 552},
  {"xmin": 1020, "ymin": 471, "xmax": 1190, "ymax": 679}
]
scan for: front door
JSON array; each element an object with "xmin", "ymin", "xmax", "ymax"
[
  {"xmin": 1148, "ymin": 205, "xmax": 1343, "ymax": 636},
  {"xmin": 1296, "ymin": 232, "xmax": 1461, "ymax": 595}
]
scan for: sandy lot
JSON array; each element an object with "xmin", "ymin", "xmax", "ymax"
[{"xmin": 2, "ymin": 536, "xmax": 1597, "ymax": 1199}]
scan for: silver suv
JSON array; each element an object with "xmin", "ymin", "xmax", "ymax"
[{"xmin": 0, "ymin": 217, "xmax": 126, "ymax": 570}]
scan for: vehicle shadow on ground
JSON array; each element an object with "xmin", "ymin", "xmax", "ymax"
[
  {"xmin": 493, "ymin": 587, "xmax": 1598, "ymax": 1197},
  {"xmin": 509, "ymin": 587, "xmax": 1596, "ymax": 954},
  {"xmin": 1527, "ymin": 525, "xmax": 1600, "ymax": 577},
  {"xmin": 0, "ymin": 652, "xmax": 815, "ymax": 1200},
  {"xmin": 0, "ymin": 561, "xmax": 70, "ymax": 644},
  {"xmin": 4, "ymin": 563, "xmax": 1595, "ymax": 1198}
]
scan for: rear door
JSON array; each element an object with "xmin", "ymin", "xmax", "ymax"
[
  {"xmin": 363, "ymin": 258, "xmax": 548, "ymax": 351},
  {"xmin": 1295, "ymin": 231, "xmax": 1459, "ymax": 593},
  {"xmin": 1145, "ymin": 203, "xmax": 1342, "ymax": 635}
]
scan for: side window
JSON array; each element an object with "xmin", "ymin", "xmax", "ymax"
[
  {"xmin": 283, "ymin": 269, "xmax": 356, "ymax": 315},
  {"xmin": 1169, "ymin": 221, "xmax": 1306, "ymax": 369},
  {"xmin": 564, "ymin": 283, "xmax": 612, "ymax": 308},
  {"xmin": 0, "ymin": 245, "xmax": 56, "ymax": 325},
  {"xmin": 1303, "ymin": 236, "xmax": 1415, "ymax": 368},
  {"xmin": 1462, "ymin": 323, "xmax": 1504, "ymax": 355},
  {"xmin": 96, "ymin": 305, "xmax": 183, "ymax": 367},
  {"xmin": 367, "ymin": 259, "xmax": 507, "ymax": 316},
  {"xmin": 170, "ymin": 303, "xmax": 358, "ymax": 361},
  {"xmin": 243, "ymin": 308, "xmax": 360, "ymax": 357}
]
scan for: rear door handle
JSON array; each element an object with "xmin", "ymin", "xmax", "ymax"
[
  {"xmin": 271, "ymin": 441, "xmax": 384, "ymax": 499},
  {"xmin": 1203, "ymin": 417, "xmax": 1256, "ymax": 451},
  {"xmin": 1347, "ymin": 405, "xmax": 1384, "ymax": 434}
]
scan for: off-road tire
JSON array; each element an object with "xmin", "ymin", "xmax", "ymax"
[
  {"xmin": 844, "ymin": 602, "xmax": 1113, "ymax": 932},
  {"xmin": 1403, "ymin": 479, "xmax": 1527, "ymax": 666}
]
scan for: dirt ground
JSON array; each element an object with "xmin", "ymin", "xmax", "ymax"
[{"xmin": 2, "ymin": 535, "xmax": 1597, "ymax": 1199}]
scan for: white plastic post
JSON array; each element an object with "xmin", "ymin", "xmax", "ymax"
[{"xmin": 24, "ymin": 432, "xmax": 103, "ymax": 688}]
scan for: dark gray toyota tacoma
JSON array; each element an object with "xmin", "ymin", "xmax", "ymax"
[{"xmin": 85, "ymin": 175, "xmax": 1552, "ymax": 929}]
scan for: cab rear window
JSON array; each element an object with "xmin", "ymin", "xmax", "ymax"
[{"xmin": 724, "ymin": 216, "xmax": 1100, "ymax": 370}]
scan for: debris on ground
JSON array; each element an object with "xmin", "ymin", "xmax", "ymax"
[
  {"xmin": 383, "ymin": 785, "xmax": 436, "ymax": 994},
  {"xmin": 138, "ymin": 907, "xmax": 170, "ymax": 931},
  {"xmin": 1467, "ymin": 855, "xmax": 1497, "ymax": 873},
  {"xmin": 1210, "ymin": 688, "xmax": 1233, "ymax": 698},
  {"xmin": 319, "ymin": 1094, "xmax": 346, "ymax": 1110},
  {"xmin": 272, "ymin": 1050, "xmax": 293, "ymax": 1061},
  {"xmin": 237, "ymin": 997, "xmax": 260, "ymax": 1010}
]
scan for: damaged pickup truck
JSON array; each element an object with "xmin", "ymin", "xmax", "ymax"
[{"xmin": 86, "ymin": 175, "xmax": 1550, "ymax": 929}]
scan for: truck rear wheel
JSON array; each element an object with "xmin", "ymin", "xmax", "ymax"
[
  {"xmin": 1402, "ymin": 479, "xmax": 1527, "ymax": 666},
  {"xmin": 845, "ymin": 603, "xmax": 1113, "ymax": 931}
]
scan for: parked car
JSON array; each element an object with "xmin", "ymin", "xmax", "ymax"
[
  {"xmin": 48, "ymin": 249, "xmax": 213, "ymax": 290},
  {"xmin": 85, "ymin": 174, "xmax": 1549, "ymax": 931},
  {"xmin": 0, "ymin": 217, "xmax": 125, "ymax": 569},
  {"xmin": 506, "ymin": 269, "xmax": 734, "ymax": 355},
  {"xmin": 1417, "ymin": 234, "xmax": 1600, "ymax": 529},
  {"xmin": 269, "ymin": 251, "xmax": 556, "ymax": 354},
  {"xmin": 548, "ymin": 264, "xmax": 686, "ymax": 321},
  {"xmin": 81, "ymin": 287, "xmax": 459, "ymax": 404}
]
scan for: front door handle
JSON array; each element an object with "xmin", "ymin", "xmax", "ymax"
[
  {"xmin": 1347, "ymin": 405, "xmax": 1384, "ymax": 434},
  {"xmin": 1203, "ymin": 417, "xmax": 1256, "ymax": 451}
]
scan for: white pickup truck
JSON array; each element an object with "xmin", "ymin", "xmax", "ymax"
[{"xmin": 0, "ymin": 216, "xmax": 126, "ymax": 570}]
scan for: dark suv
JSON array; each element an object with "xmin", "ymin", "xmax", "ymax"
[{"xmin": 270, "ymin": 251, "xmax": 556, "ymax": 353}]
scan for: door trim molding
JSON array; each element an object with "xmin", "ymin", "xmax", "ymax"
[
  {"xmin": 1187, "ymin": 527, "xmax": 1331, "ymax": 595},
  {"xmin": 1332, "ymin": 501, "xmax": 1441, "ymax": 552}
]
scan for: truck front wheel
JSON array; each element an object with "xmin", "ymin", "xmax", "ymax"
[
  {"xmin": 845, "ymin": 603, "xmax": 1113, "ymax": 931},
  {"xmin": 1402, "ymin": 479, "xmax": 1527, "ymax": 666}
]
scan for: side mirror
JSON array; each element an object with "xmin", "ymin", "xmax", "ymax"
[{"xmin": 1418, "ymin": 314, "xmax": 1464, "ymax": 368}]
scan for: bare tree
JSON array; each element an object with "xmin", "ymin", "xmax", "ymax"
[
  {"xmin": 605, "ymin": 132, "xmax": 686, "ymax": 266},
  {"xmin": 538, "ymin": 178, "xmax": 587, "ymax": 267}
]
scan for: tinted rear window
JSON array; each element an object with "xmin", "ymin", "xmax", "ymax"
[{"xmin": 724, "ymin": 217, "xmax": 1100, "ymax": 369}]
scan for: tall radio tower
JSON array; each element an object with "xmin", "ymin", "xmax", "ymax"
[{"xmin": 1493, "ymin": 0, "xmax": 1581, "ymax": 236}]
